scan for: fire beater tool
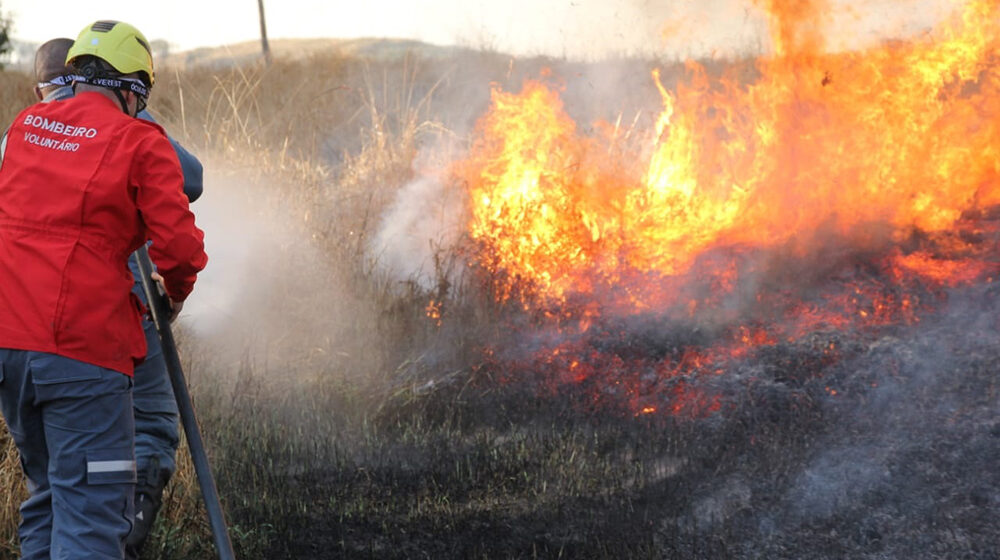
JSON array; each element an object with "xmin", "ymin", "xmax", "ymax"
[{"xmin": 134, "ymin": 245, "xmax": 236, "ymax": 560}]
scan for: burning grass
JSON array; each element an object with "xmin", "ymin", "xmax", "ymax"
[{"xmin": 0, "ymin": 1, "xmax": 999, "ymax": 558}]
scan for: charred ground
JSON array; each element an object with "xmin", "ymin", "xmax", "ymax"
[{"xmin": 261, "ymin": 274, "xmax": 1000, "ymax": 559}]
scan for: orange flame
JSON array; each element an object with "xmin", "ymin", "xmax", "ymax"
[
  {"xmin": 457, "ymin": 0, "xmax": 1000, "ymax": 416},
  {"xmin": 460, "ymin": 0, "xmax": 1000, "ymax": 312}
]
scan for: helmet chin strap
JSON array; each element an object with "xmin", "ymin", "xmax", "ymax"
[{"xmin": 112, "ymin": 89, "xmax": 131, "ymax": 115}]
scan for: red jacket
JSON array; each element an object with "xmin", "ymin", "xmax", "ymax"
[{"xmin": 0, "ymin": 92, "xmax": 207, "ymax": 375}]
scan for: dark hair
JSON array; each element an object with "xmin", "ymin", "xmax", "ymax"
[{"xmin": 33, "ymin": 38, "xmax": 75, "ymax": 84}]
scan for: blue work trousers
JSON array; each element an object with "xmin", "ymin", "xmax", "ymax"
[
  {"xmin": 0, "ymin": 349, "xmax": 136, "ymax": 560},
  {"xmin": 133, "ymin": 311, "xmax": 180, "ymax": 479},
  {"xmin": 129, "ymin": 252, "xmax": 181, "ymax": 480}
]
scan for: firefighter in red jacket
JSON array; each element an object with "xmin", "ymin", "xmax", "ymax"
[{"xmin": 0, "ymin": 20, "xmax": 207, "ymax": 559}]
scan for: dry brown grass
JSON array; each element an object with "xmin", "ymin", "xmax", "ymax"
[
  {"xmin": 0, "ymin": 71, "xmax": 36, "ymax": 123},
  {"xmin": 0, "ymin": 433, "xmax": 26, "ymax": 556}
]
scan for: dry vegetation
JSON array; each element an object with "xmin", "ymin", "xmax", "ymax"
[{"xmin": 0, "ymin": 41, "xmax": 997, "ymax": 560}]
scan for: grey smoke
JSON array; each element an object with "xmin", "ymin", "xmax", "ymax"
[{"xmin": 369, "ymin": 172, "xmax": 466, "ymax": 290}]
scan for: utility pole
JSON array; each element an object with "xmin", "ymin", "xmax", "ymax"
[{"xmin": 257, "ymin": 0, "xmax": 272, "ymax": 65}]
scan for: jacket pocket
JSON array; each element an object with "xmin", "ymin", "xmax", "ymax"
[
  {"xmin": 29, "ymin": 354, "xmax": 130, "ymax": 432},
  {"xmin": 30, "ymin": 353, "xmax": 103, "ymax": 386}
]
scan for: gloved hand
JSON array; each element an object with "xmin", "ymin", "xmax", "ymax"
[{"xmin": 150, "ymin": 271, "xmax": 183, "ymax": 323}]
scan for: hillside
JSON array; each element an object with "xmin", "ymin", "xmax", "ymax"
[
  {"xmin": 4, "ymin": 36, "xmax": 475, "ymax": 72},
  {"xmin": 163, "ymin": 37, "xmax": 477, "ymax": 70}
]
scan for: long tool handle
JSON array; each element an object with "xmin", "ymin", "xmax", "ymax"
[{"xmin": 134, "ymin": 245, "xmax": 236, "ymax": 560}]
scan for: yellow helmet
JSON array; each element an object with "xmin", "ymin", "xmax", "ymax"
[{"xmin": 66, "ymin": 20, "xmax": 154, "ymax": 86}]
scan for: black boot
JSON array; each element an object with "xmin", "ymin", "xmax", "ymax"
[{"xmin": 125, "ymin": 460, "xmax": 171, "ymax": 560}]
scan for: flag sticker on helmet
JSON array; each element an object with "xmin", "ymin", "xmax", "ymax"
[{"xmin": 92, "ymin": 21, "xmax": 118, "ymax": 32}]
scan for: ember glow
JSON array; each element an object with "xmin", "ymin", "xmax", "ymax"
[{"xmin": 456, "ymin": 0, "xmax": 1000, "ymax": 415}]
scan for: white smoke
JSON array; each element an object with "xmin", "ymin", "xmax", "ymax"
[
  {"xmin": 180, "ymin": 161, "xmax": 342, "ymax": 365},
  {"xmin": 445, "ymin": 0, "xmax": 960, "ymax": 61},
  {"xmin": 369, "ymin": 170, "xmax": 467, "ymax": 290}
]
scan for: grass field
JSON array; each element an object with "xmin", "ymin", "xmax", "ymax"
[{"xmin": 0, "ymin": 37, "xmax": 998, "ymax": 560}]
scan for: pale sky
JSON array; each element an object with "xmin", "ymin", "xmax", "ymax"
[{"xmin": 3, "ymin": 0, "xmax": 961, "ymax": 61}]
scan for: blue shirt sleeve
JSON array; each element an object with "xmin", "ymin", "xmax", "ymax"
[{"xmin": 137, "ymin": 109, "xmax": 203, "ymax": 203}]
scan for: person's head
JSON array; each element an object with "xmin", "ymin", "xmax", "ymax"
[
  {"xmin": 33, "ymin": 38, "xmax": 75, "ymax": 101},
  {"xmin": 66, "ymin": 20, "xmax": 154, "ymax": 117}
]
